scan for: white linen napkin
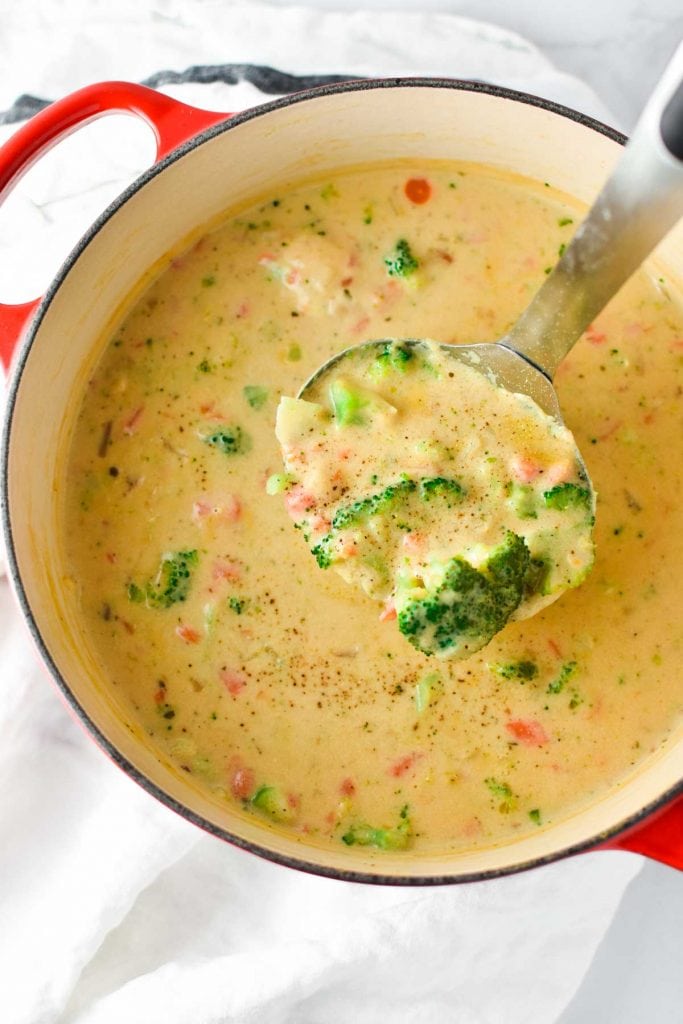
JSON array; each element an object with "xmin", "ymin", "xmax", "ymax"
[{"xmin": 0, "ymin": 4, "xmax": 642, "ymax": 1023}]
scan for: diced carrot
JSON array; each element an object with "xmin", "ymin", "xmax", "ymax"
[
  {"xmin": 586, "ymin": 324, "xmax": 607, "ymax": 344},
  {"xmin": 192, "ymin": 494, "xmax": 242, "ymax": 525},
  {"xmin": 404, "ymin": 177, "xmax": 432, "ymax": 204},
  {"xmin": 340, "ymin": 777, "xmax": 356, "ymax": 796},
  {"xmin": 510, "ymin": 454, "xmax": 544, "ymax": 483},
  {"xmin": 284, "ymin": 486, "xmax": 316, "ymax": 517},
  {"xmin": 105, "ymin": 552, "xmax": 117, "ymax": 564},
  {"xmin": 351, "ymin": 315, "xmax": 371, "ymax": 335},
  {"xmin": 199, "ymin": 400, "xmax": 228, "ymax": 420},
  {"xmin": 389, "ymin": 751, "xmax": 423, "ymax": 777},
  {"xmin": 545, "ymin": 460, "xmax": 574, "ymax": 486},
  {"xmin": 506, "ymin": 718, "xmax": 549, "ymax": 747},
  {"xmin": 221, "ymin": 668, "xmax": 247, "ymax": 695},
  {"xmin": 176, "ymin": 624, "xmax": 201, "ymax": 644},
  {"xmin": 309, "ymin": 513, "xmax": 331, "ymax": 535},
  {"xmin": 212, "ymin": 559, "xmax": 242, "ymax": 582},
  {"xmin": 235, "ymin": 301, "xmax": 250, "ymax": 318},
  {"xmin": 379, "ymin": 599, "xmax": 397, "ymax": 622},
  {"xmin": 548, "ymin": 638, "xmax": 563, "ymax": 658},
  {"xmin": 402, "ymin": 531, "xmax": 425, "ymax": 554}
]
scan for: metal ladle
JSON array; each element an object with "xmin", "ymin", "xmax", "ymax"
[{"xmin": 300, "ymin": 44, "xmax": 683, "ymax": 439}]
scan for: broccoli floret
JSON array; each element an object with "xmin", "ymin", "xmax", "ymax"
[
  {"xmin": 384, "ymin": 238, "xmax": 419, "ymax": 278},
  {"xmin": 485, "ymin": 777, "xmax": 518, "ymax": 813},
  {"xmin": 332, "ymin": 479, "xmax": 416, "ymax": 530},
  {"xmin": 312, "ymin": 476, "xmax": 465, "ymax": 571},
  {"xmin": 374, "ymin": 341, "xmax": 414, "ymax": 373},
  {"xmin": 547, "ymin": 660, "xmax": 578, "ymax": 694},
  {"xmin": 228, "ymin": 596, "xmax": 248, "ymax": 615},
  {"xmin": 506, "ymin": 482, "xmax": 538, "ymax": 519},
  {"xmin": 492, "ymin": 660, "xmax": 539, "ymax": 681},
  {"xmin": 418, "ymin": 477, "xmax": 465, "ymax": 506},
  {"xmin": 341, "ymin": 804, "xmax": 411, "ymax": 850},
  {"xmin": 202, "ymin": 425, "xmax": 251, "ymax": 455},
  {"xmin": 128, "ymin": 549, "xmax": 199, "ymax": 609},
  {"xmin": 543, "ymin": 482, "xmax": 591, "ymax": 511},
  {"xmin": 397, "ymin": 532, "xmax": 530, "ymax": 657},
  {"xmin": 311, "ymin": 534, "xmax": 336, "ymax": 569},
  {"xmin": 243, "ymin": 385, "xmax": 269, "ymax": 409},
  {"xmin": 250, "ymin": 784, "xmax": 296, "ymax": 823}
]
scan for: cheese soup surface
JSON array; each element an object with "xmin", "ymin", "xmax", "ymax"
[{"xmin": 64, "ymin": 164, "xmax": 683, "ymax": 855}]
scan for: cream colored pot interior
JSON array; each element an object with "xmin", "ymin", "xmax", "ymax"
[{"xmin": 7, "ymin": 84, "xmax": 683, "ymax": 880}]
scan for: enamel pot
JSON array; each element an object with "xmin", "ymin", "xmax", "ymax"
[{"xmin": 2, "ymin": 80, "xmax": 682, "ymax": 883}]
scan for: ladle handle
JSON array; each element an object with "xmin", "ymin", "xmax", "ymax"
[{"xmin": 505, "ymin": 41, "xmax": 683, "ymax": 379}]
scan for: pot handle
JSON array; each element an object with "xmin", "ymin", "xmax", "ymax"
[
  {"xmin": 0, "ymin": 81, "xmax": 229, "ymax": 372},
  {"xmin": 598, "ymin": 792, "xmax": 683, "ymax": 870}
]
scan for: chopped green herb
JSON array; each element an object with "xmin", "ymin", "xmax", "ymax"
[
  {"xmin": 201, "ymin": 274, "xmax": 216, "ymax": 287},
  {"xmin": 197, "ymin": 358, "xmax": 212, "ymax": 373},
  {"xmin": 228, "ymin": 596, "xmax": 248, "ymax": 615},
  {"xmin": 320, "ymin": 183, "xmax": 339, "ymax": 200},
  {"xmin": 287, "ymin": 343, "xmax": 302, "ymax": 361},
  {"xmin": 363, "ymin": 204, "xmax": 373, "ymax": 224},
  {"xmin": 558, "ymin": 217, "xmax": 574, "ymax": 226},
  {"xmin": 529, "ymin": 808, "xmax": 542, "ymax": 825}
]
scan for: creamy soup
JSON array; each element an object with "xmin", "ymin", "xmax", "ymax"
[
  {"xmin": 275, "ymin": 340, "xmax": 594, "ymax": 659},
  {"xmin": 63, "ymin": 163, "xmax": 683, "ymax": 855}
]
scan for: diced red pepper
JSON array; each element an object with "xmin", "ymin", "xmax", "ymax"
[
  {"xmin": 176, "ymin": 624, "xmax": 201, "ymax": 644},
  {"xmin": 389, "ymin": 751, "xmax": 423, "ymax": 777},
  {"xmin": 284, "ymin": 486, "xmax": 316, "ymax": 518},
  {"xmin": 404, "ymin": 177, "xmax": 432, "ymax": 204},
  {"xmin": 506, "ymin": 719, "xmax": 549, "ymax": 747},
  {"xmin": 221, "ymin": 668, "xmax": 247, "ymax": 695}
]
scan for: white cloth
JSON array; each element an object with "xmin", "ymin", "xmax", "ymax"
[{"xmin": 0, "ymin": 4, "xmax": 642, "ymax": 1023}]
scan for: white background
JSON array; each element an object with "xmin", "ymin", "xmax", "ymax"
[{"xmin": 1, "ymin": 1, "xmax": 682, "ymax": 1021}]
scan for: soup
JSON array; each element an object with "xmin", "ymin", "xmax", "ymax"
[{"xmin": 63, "ymin": 162, "xmax": 683, "ymax": 855}]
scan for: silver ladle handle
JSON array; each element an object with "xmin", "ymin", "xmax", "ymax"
[{"xmin": 503, "ymin": 40, "xmax": 683, "ymax": 380}]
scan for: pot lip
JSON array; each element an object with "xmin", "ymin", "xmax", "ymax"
[{"xmin": 4, "ymin": 74, "xmax": 679, "ymax": 885}]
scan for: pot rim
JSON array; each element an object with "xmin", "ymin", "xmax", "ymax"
[{"xmin": 3, "ymin": 75, "xmax": 680, "ymax": 885}]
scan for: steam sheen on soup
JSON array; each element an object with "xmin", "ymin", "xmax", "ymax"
[{"xmin": 63, "ymin": 163, "xmax": 683, "ymax": 855}]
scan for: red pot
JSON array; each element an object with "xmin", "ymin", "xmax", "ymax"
[{"xmin": 1, "ymin": 80, "xmax": 681, "ymax": 882}]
